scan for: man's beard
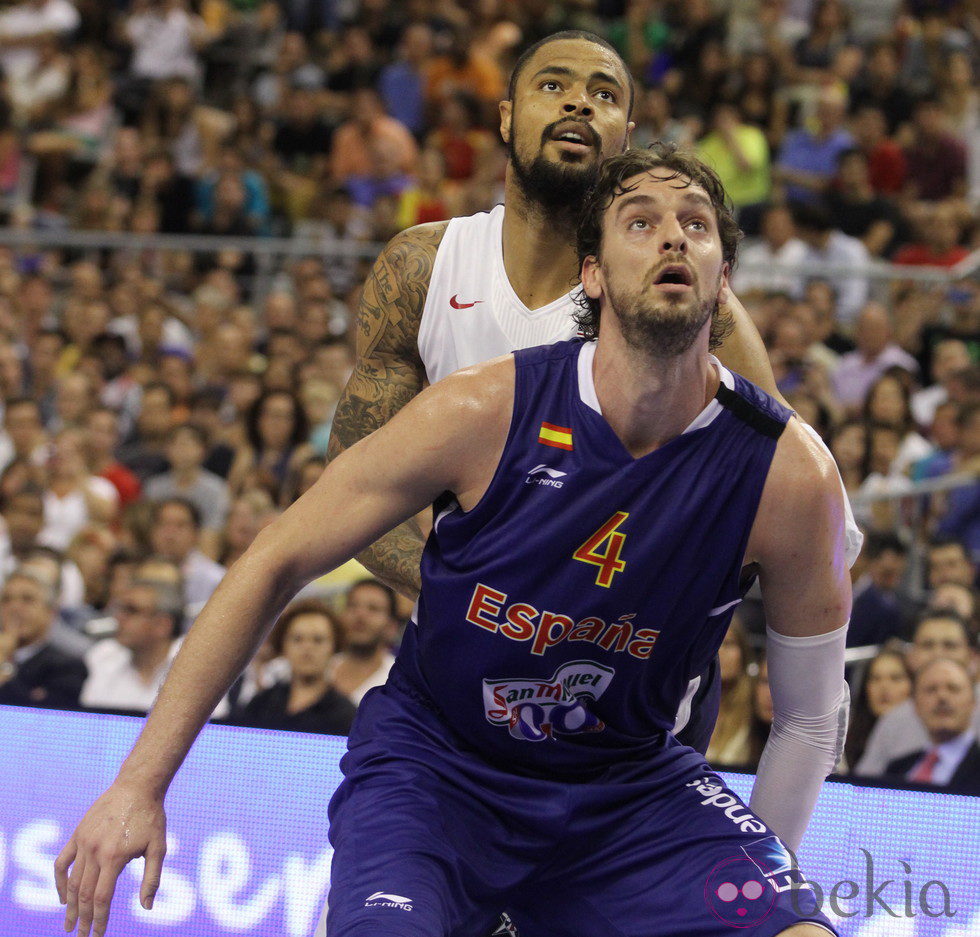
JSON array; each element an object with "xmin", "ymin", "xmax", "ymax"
[
  {"xmin": 606, "ymin": 274, "xmax": 719, "ymax": 359},
  {"xmin": 507, "ymin": 119, "xmax": 602, "ymax": 214}
]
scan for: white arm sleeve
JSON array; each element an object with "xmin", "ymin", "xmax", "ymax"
[
  {"xmin": 748, "ymin": 622, "xmax": 849, "ymax": 853},
  {"xmin": 799, "ymin": 421, "xmax": 863, "ymax": 568}
]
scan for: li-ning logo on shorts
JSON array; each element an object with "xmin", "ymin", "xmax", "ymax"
[
  {"xmin": 525, "ymin": 464, "xmax": 567, "ymax": 488},
  {"xmin": 483, "ymin": 659, "xmax": 613, "ymax": 741},
  {"xmin": 364, "ymin": 892, "xmax": 413, "ymax": 911}
]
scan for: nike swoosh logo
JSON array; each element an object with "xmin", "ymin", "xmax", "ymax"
[{"xmin": 450, "ymin": 294, "xmax": 483, "ymax": 309}]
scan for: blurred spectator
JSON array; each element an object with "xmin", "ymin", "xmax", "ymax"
[
  {"xmin": 893, "ymin": 202, "xmax": 969, "ymax": 269},
  {"xmin": 705, "ymin": 617, "xmax": 753, "ymax": 767},
  {"xmin": 7, "ymin": 32, "xmax": 70, "ymax": 128},
  {"xmin": 882, "ymin": 658, "xmax": 980, "ymax": 793},
  {"xmin": 39, "ymin": 426, "xmax": 118, "ymax": 551},
  {"xmin": 855, "ymin": 610, "xmax": 978, "ymax": 776},
  {"xmin": 792, "ymin": 200, "xmax": 869, "ymax": 325},
  {"xmin": 903, "ymin": 94, "xmax": 968, "ymax": 204},
  {"xmin": 146, "ymin": 496, "xmax": 224, "ymax": 611},
  {"xmin": 829, "ymin": 419, "xmax": 865, "ymax": 497},
  {"xmin": 826, "ymin": 148, "xmax": 901, "ymax": 258},
  {"xmin": 424, "ymin": 26, "xmax": 504, "ymax": 113},
  {"xmin": 0, "ymin": 487, "xmax": 44, "ymax": 578},
  {"xmin": 117, "ymin": 381, "xmax": 174, "ymax": 481},
  {"xmin": 847, "ymin": 533, "xmax": 917, "ymax": 647},
  {"xmin": 331, "ymin": 578, "xmax": 396, "ymax": 705},
  {"xmin": 927, "ymin": 536, "xmax": 976, "ymax": 591},
  {"xmin": 83, "ymin": 406, "xmax": 141, "ymax": 509},
  {"xmin": 844, "ymin": 648, "xmax": 913, "ymax": 769},
  {"xmin": 330, "ymin": 86, "xmax": 418, "ymax": 196},
  {"xmin": 733, "ymin": 208, "xmax": 805, "ymax": 300},
  {"xmin": 832, "ymin": 303, "xmax": 918, "ymax": 410},
  {"xmin": 0, "ymin": 0, "xmax": 79, "ymax": 84},
  {"xmin": 861, "ymin": 370, "xmax": 931, "ymax": 476},
  {"xmin": 774, "ymin": 85, "xmax": 853, "ymax": 204},
  {"xmin": 850, "ymin": 103, "xmax": 907, "ymax": 196},
  {"xmin": 252, "ymin": 30, "xmax": 324, "ymax": 113},
  {"xmin": 0, "ymin": 567, "xmax": 86, "ymax": 708},
  {"xmin": 217, "ymin": 486, "xmax": 276, "ymax": 567},
  {"xmin": 232, "ymin": 598, "xmax": 355, "ymax": 733},
  {"xmin": 64, "ymin": 524, "xmax": 116, "ymax": 630},
  {"xmin": 934, "ymin": 403, "xmax": 980, "ymax": 559},
  {"xmin": 0, "ymin": 397, "xmax": 48, "ymax": 473},
  {"xmin": 144, "ymin": 422, "xmax": 230, "ymax": 557},
  {"xmin": 849, "ymin": 41, "xmax": 913, "ymax": 136},
  {"xmin": 80, "ymin": 576, "xmax": 184, "ymax": 713},
  {"xmin": 696, "ymin": 102, "xmax": 770, "ymax": 225},
  {"xmin": 912, "ymin": 339, "xmax": 972, "ymax": 428},
  {"xmin": 227, "ymin": 388, "xmax": 311, "ymax": 502},
  {"xmin": 123, "ymin": 0, "xmax": 211, "ymax": 85},
  {"xmin": 378, "ymin": 21, "xmax": 431, "ymax": 138}
]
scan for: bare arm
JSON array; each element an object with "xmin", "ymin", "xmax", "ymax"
[
  {"xmin": 745, "ymin": 420, "xmax": 852, "ymax": 849},
  {"xmin": 55, "ymin": 360, "xmax": 513, "ymax": 937},
  {"xmin": 327, "ymin": 221, "xmax": 448, "ymax": 600}
]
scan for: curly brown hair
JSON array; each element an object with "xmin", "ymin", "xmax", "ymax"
[{"xmin": 574, "ymin": 144, "xmax": 741, "ymax": 350}]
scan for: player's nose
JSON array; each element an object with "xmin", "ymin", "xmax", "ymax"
[
  {"xmin": 562, "ymin": 91, "xmax": 593, "ymax": 118},
  {"xmin": 657, "ymin": 213, "xmax": 687, "ymax": 254}
]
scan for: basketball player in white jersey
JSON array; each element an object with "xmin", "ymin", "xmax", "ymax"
[{"xmin": 327, "ymin": 31, "xmax": 862, "ymax": 605}]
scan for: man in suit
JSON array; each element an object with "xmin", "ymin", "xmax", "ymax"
[
  {"xmin": 0, "ymin": 568, "xmax": 87, "ymax": 708},
  {"xmin": 885, "ymin": 657, "xmax": 980, "ymax": 794}
]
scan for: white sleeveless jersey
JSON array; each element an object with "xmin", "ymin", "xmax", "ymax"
[{"xmin": 418, "ymin": 204, "xmax": 582, "ymax": 384}]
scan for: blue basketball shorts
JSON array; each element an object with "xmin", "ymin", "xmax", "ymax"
[{"xmin": 326, "ymin": 683, "xmax": 837, "ymax": 937}]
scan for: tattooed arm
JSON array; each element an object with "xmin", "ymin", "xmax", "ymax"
[{"xmin": 327, "ymin": 222, "xmax": 448, "ymax": 600}]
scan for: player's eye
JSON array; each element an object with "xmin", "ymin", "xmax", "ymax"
[
  {"xmin": 628, "ymin": 218, "xmax": 648, "ymax": 230},
  {"xmin": 541, "ymin": 80, "xmax": 561, "ymax": 91},
  {"xmin": 687, "ymin": 219, "xmax": 708, "ymax": 231},
  {"xmin": 595, "ymin": 89, "xmax": 616, "ymax": 102}
]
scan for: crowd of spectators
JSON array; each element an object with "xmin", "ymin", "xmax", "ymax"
[{"xmin": 0, "ymin": 0, "xmax": 976, "ymax": 793}]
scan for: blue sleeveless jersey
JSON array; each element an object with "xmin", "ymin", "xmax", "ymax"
[{"xmin": 389, "ymin": 339, "xmax": 791, "ymax": 779}]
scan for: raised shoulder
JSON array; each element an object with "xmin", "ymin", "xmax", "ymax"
[
  {"xmin": 329, "ymin": 221, "xmax": 449, "ymax": 457},
  {"xmin": 414, "ymin": 354, "xmax": 517, "ymax": 510}
]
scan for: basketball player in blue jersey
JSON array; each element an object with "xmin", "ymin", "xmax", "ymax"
[
  {"xmin": 327, "ymin": 31, "xmax": 862, "ymax": 760},
  {"xmin": 57, "ymin": 146, "xmax": 850, "ymax": 937}
]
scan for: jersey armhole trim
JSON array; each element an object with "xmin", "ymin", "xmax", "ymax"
[{"xmin": 715, "ymin": 383, "xmax": 786, "ymax": 439}]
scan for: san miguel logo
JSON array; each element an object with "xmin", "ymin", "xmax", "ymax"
[{"xmin": 482, "ymin": 660, "xmax": 615, "ymax": 742}]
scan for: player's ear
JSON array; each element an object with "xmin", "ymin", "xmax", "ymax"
[
  {"xmin": 499, "ymin": 100, "xmax": 512, "ymax": 144},
  {"xmin": 717, "ymin": 264, "xmax": 730, "ymax": 304},
  {"xmin": 581, "ymin": 255, "xmax": 603, "ymax": 300}
]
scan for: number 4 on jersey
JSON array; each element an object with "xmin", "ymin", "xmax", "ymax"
[{"xmin": 574, "ymin": 512, "xmax": 629, "ymax": 587}]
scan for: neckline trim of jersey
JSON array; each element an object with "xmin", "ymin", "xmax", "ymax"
[
  {"xmin": 491, "ymin": 204, "xmax": 584, "ymax": 318},
  {"xmin": 576, "ymin": 340, "xmax": 732, "ymax": 434}
]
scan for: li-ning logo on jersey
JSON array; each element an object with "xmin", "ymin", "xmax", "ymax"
[
  {"xmin": 483, "ymin": 659, "xmax": 614, "ymax": 741},
  {"xmin": 525, "ymin": 464, "xmax": 567, "ymax": 488},
  {"xmin": 491, "ymin": 912, "xmax": 520, "ymax": 936},
  {"xmin": 365, "ymin": 892, "xmax": 413, "ymax": 910}
]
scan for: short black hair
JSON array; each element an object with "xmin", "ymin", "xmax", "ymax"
[
  {"xmin": 865, "ymin": 531, "xmax": 908, "ymax": 559},
  {"xmin": 348, "ymin": 577, "xmax": 397, "ymax": 619},
  {"xmin": 574, "ymin": 144, "xmax": 740, "ymax": 347},
  {"xmin": 152, "ymin": 496, "xmax": 202, "ymax": 530},
  {"xmin": 507, "ymin": 30, "xmax": 634, "ymax": 117},
  {"xmin": 913, "ymin": 608, "xmax": 971, "ymax": 644}
]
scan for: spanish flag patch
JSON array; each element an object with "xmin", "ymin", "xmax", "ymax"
[{"xmin": 538, "ymin": 421, "xmax": 573, "ymax": 451}]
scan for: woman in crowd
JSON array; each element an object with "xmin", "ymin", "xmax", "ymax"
[
  {"xmin": 706, "ymin": 617, "xmax": 755, "ymax": 768},
  {"xmin": 862, "ymin": 369, "xmax": 932, "ymax": 477},
  {"xmin": 227, "ymin": 388, "xmax": 312, "ymax": 503},
  {"xmin": 231, "ymin": 598, "xmax": 355, "ymax": 734},
  {"xmin": 844, "ymin": 647, "xmax": 913, "ymax": 769}
]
